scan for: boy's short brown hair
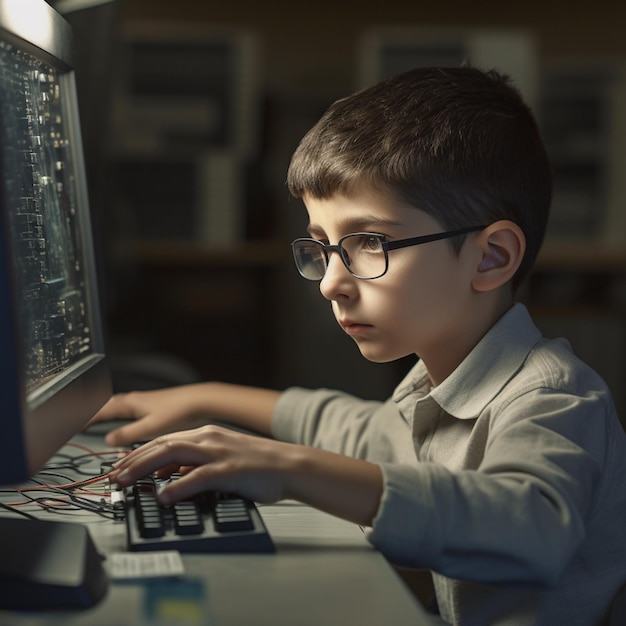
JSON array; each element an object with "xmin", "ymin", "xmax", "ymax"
[{"xmin": 287, "ymin": 66, "xmax": 552, "ymax": 289}]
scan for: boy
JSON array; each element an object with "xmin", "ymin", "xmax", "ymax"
[{"xmin": 102, "ymin": 67, "xmax": 626, "ymax": 625}]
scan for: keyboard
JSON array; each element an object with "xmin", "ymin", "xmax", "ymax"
[{"xmin": 124, "ymin": 474, "xmax": 275, "ymax": 554}]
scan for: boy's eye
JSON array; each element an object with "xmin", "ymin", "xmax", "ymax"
[{"xmin": 355, "ymin": 234, "xmax": 384, "ymax": 252}]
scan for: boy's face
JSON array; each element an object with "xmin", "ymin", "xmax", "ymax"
[{"xmin": 302, "ymin": 188, "xmax": 482, "ymax": 384}]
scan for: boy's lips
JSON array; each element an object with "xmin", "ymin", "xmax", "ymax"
[{"xmin": 339, "ymin": 319, "xmax": 373, "ymax": 336}]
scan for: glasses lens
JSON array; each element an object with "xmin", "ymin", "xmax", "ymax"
[
  {"xmin": 341, "ymin": 234, "xmax": 386, "ymax": 279},
  {"xmin": 293, "ymin": 240, "xmax": 326, "ymax": 280}
]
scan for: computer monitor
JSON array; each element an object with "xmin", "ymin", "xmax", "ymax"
[
  {"xmin": 0, "ymin": 0, "xmax": 112, "ymax": 609},
  {"xmin": 0, "ymin": 0, "xmax": 111, "ymax": 485}
]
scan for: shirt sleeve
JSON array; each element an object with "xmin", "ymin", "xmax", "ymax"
[
  {"xmin": 366, "ymin": 386, "xmax": 609, "ymax": 585},
  {"xmin": 271, "ymin": 386, "xmax": 384, "ymax": 458}
]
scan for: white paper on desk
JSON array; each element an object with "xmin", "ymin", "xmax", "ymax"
[
  {"xmin": 108, "ymin": 550, "xmax": 185, "ymax": 580},
  {"xmin": 258, "ymin": 501, "xmax": 369, "ymax": 547}
]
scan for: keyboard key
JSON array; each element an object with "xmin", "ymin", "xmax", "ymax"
[
  {"xmin": 214, "ymin": 499, "xmax": 254, "ymax": 532},
  {"xmin": 173, "ymin": 501, "xmax": 204, "ymax": 535}
]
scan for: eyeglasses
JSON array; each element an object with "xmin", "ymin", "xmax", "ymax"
[{"xmin": 291, "ymin": 225, "xmax": 487, "ymax": 281}]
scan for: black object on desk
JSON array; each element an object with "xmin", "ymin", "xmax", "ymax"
[
  {"xmin": 125, "ymin": 475, "xmax": 275, "ymax": 554},
  {"xmin": 0, "ymin": 518, "xmax": 109, "ymax": 610}
]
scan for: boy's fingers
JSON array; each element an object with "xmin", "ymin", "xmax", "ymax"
[
  {"xmin": 105, "ymin": 421, "xmax": 153, "ymax": 446},
  {"xmin": 92, "ymin": 394, "xmax": 139, "ymax": 422}
]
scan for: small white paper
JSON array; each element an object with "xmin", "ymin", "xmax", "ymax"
[{"xmin": 108, "ymin": 550, "xmax": 185, "ymax": 580}]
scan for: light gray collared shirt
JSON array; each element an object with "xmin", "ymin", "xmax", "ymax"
[{"xmin": 273, "ymin": 303, "xmax": 626, "ymax": 625}]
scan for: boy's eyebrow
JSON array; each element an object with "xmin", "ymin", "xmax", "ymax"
[{"xmin": 307, "ymin": 215, "xmax": 403, "ymax": 236}]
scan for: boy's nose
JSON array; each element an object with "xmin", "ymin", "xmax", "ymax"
[{"xmin": 319, "ymin": 252, "xmax": 354, "ymax": 300}]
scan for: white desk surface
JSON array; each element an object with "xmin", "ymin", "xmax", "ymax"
[{"xmin": 0, "ymin": 435, "xmax": 445, "ymax": 626}]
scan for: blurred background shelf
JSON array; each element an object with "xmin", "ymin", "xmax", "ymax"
[{"xmin": 53, "ymin": 0, "xmax": 626, "ymax": 419}]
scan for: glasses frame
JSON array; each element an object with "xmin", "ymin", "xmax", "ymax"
[{"xmin": 291, "ymin": 224, "xmax": 487, "ymax": 281}]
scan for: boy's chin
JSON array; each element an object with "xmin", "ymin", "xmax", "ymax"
[{"xmin": 356, "ymin": 344, "xmax": 410, "ymax": 364}]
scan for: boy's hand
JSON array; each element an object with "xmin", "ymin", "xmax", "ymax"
[
  {"xmin": 86, "ymin": 387, "xmax": 207, "ymax": 447},
  {"xmin": 108, "ymin": 425, "xmax": 384, "ymax": 526},
  {"xmin": 109, "ymin": 425, "xmax": 290, "ymax": 504},
  {"xmin": 87, "ymin": 383, "xmax": 280, "ymax": 447}
]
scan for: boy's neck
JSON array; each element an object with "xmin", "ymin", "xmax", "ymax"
[{"xmin": 425, "ymin": 291, "xmax": 514, "ymax": 387}]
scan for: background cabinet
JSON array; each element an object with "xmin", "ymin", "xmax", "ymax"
[{"xmin": 59, "ymin": 0, "xmax": 626, "ymax": 420}]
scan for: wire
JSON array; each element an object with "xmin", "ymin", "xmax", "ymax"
[
  {"xmin": 0, "ymin": 441, "xmax": 124, "ymax": 522},
  {"xmin": 0, "ymin": 500, "xmax": 38, "ymax": 520},
  {"xmin": 44, "ymin": 441, "xmax": 124, "ymax": 476},
  {"xmin": 8, "ymin": 473, "xmax": 118, "ymax": 519}
]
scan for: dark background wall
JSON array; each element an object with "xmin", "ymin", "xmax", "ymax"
[{"xmin": 57, "ymin": 0, "xmax": 626, "ymax": 414}]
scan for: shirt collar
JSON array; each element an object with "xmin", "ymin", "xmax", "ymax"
[{"xmin": 393, "ymin": 303, "xmax": 542, "ymax": 421}]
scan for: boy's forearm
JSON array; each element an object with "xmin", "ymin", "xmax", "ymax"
[
  {"xmin": 282, "ymin": 445, "xmax": 384, "ymax": 527},
  {"xmin": 196, "ymin": 382, "xmax": 281, "ymax": 437}
]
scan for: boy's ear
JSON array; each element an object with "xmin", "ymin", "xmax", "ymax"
[{"xmin": 471, "ymin": 221, "xmax": 526, "ymax": 292}]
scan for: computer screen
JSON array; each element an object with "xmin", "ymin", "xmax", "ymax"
[{"xmin": 0, "ymin": 0, "xmax": 111, "ymax": 485}]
